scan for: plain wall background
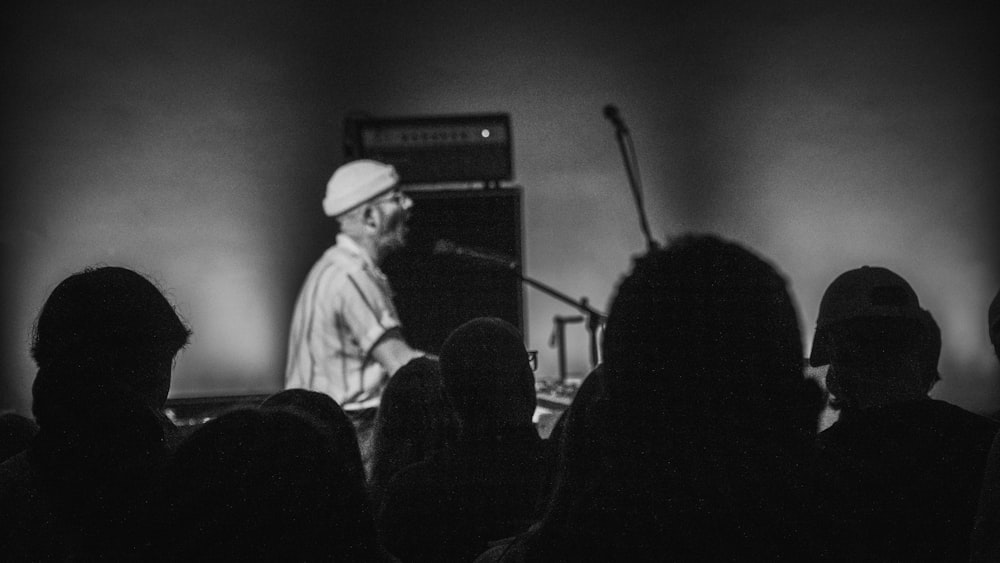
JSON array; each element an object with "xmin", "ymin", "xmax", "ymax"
[{"xmin": 3, "ymin": 0, "xmax": 997, "ymax": 415}]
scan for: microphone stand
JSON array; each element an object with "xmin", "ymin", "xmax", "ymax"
[
  {"xmin": 607, "ymin": 106, "xmax": 659, "ymax": 252},
  {"xmin": 440, "ymin": 245, "xmax": 606, "ymax": 372},
  {"xmin": 514, "ymin": 270, "xmax": 606, "ymax": 370},
  {"xmin": 550, "ymin": 315, "xmax": 583, "ymax": 382}
]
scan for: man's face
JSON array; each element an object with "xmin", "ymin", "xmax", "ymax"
[{"xmin": 372, "ymin": 188, "xmax": 413, "ymax": 254}]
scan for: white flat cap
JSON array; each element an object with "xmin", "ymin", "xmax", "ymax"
[{"xmin": 322, "ymin": 159, "xmax": 399, "ymax": 217}]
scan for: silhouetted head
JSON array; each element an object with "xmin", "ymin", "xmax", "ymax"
[
  {"xmin": 809, "ymin": 265, "xmax": 923, "ymax": 367},
  {"xmin": 163, "ymin": 407, "xmax": 379, "ymax": 561},
  {"xmin": 525, "ymin": 235, "xmax": 824, "ymax": 559},
  {"xmin": 808, "ymin": 266, "xmax": 928, "ymax": 410},
  {"xmin": 438, "ymin": 317, "xmax": 535, "ymax": 436},
  {"xmin": 369, "ymin": 357, "xmax": 454, "ymax": 503},
  {"xmin": 29, "ymin": 266, "xmax": 191, "ymax": 430},
  {"xmin": 261, "ymin": 388, "xmax": 365, "ymax": 484},
  {"xmin": 602, "ymin": 234, "xmax": 816, "ymax": 440},
  {"xmin": 0, "ymin": 412, "xmax": 39, "ymax": 462}
]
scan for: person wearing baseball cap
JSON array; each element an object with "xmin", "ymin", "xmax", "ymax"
[
  {"xmin": 285, "ymin": 159, "xmax": 422, "ymax": 473},
  {"xmin": 809, "ymin": 265, "xmax": 999, "ymax": 562},
  {"xmin": 971, "ymin": 286, "xmax": 1000, "ymax": 563}
]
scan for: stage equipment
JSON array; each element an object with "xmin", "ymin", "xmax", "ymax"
[
  {"xmin": 433, "ymin": 239, "xmax": 519, "ymax": 271},
  {"xmin": 603, "ymin": 104, "xmax": 659, "ymax": 251},
  {"xmin": 344, "ymin": 113, "xmax": 512, "ymax": 185},
  {"xmin": 382, "ymin": 185, "xmax": 604, "ymax": 369},
  {"xmin": 380, "ymin": 187, "xmax": 523, "ymax": 354},
  {"xmin": 433, "ymin": 234, "xmax": 605, "ymax": 370},
  {"xmin": 550, "ymin": 315, "xmax": 584, "ymax": 382}
]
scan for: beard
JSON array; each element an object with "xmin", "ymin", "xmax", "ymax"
[{"xmin": 377, "ymin": 208, "xmax": 409, "ymax": 255}]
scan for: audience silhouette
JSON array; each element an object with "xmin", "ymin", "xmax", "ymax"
[
  {"xmin": 261, "ymin": 388, "xmax": 367, "ymax": 486},
  {"xmin": 377, "ymin": 317, "xmax": 552, "ymax": 562},
  {"xmin": 970, "ymin": 286, "xmax": 1000, "ymax": 563},
  {"xmin": 474, "ymin": 362, "xmax": 607, "ymax": 562},
  {"xmin": 2, "ymin": 247, "xmax": 998, "ymax": 562},
  {"xmin": 0, "ymin": 413, "xmax": 38, "ymax": 464},
  {"xmin": 809, "ymin": 267, "xmax": 999, "ymax": 562},
  {"xmin": 972, "ymin": 430, "xmax": 1000, "ymax": 563},
  {"xmin": 486, "ymin": 234, "xmax": 830, "ymax": 561},
  {"xmin": 0, "ymin": 266, "xmax": 191, "ymax": 560},
  {"xmin": 528, "ymin": 362, "xmax": 606, "ymax": 518},
  {"xmin": 368, "ymin": 356, "xmax": 455, "ymax": 511},
  {"xmin": 153, "ymin": 406, "xmax": 383, "ymax": 562}
]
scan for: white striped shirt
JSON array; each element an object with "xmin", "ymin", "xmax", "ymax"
[{"xmin": 285, "ymin": 234, "xmax": 401, "ymax": 410}]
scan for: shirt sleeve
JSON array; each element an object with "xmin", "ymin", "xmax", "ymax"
[{"xmin": 338, "ymin": 269, "xmax": 402, "ymax": 356}]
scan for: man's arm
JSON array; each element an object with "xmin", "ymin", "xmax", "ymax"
[
  {"xmin": 370, "ymin": 329, "xmax": 424, "ymax": 376},
  {"xmin": 339, "ymin": 269, "xmax": 423, "ymax": 376}
]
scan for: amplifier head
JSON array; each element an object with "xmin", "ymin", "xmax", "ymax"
[{"xmin": 344, "ymin": 113, "xmax": 513, "ymax": 184}]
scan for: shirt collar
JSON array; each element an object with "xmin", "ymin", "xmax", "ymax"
[{"xmin": 336, "ymin": 233, "xmax": 378, "ymax": 270}]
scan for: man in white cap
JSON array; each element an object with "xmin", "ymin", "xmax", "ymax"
[{"xmin": 285, "ymin": 159, "xmax": 423, "ymax": 469}]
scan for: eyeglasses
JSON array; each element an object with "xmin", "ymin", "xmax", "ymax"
[
  {"xmin": 374, "ymin": 190, "xmax": 412, "ymax": 210},
  {"xmin": 527, "ymin": 350, "xmax": 538, "ymax": 372}
]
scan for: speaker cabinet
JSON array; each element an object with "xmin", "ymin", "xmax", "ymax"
[{"xmin": 380, "ymin": 187, "xmax": 523, "ymax": 354}]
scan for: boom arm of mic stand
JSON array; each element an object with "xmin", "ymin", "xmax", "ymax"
[{"xmin": 515, "ymin": 272, "xmax": 606, "ymax": 369}]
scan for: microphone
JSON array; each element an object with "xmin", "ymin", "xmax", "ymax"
[
  {"xmin": 603, "ymin": 104, "xmax": 628, "ymax": 132},
  {"xmin": 433, "ymin": 239, "xmax": 518, "ymax": 270}
]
